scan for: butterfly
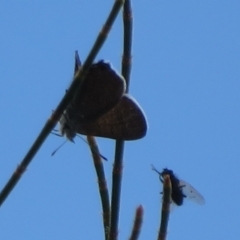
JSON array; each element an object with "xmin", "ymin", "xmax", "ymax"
[
  {"xmin": 152, "ymin": 166, "xmax": 205, "ymax": 206},
  {"xmin": 59, "ymin": 51, "xmax": 147, "ymax": 141}
]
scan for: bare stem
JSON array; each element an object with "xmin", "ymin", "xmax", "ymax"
[
  {"xmin": 109, "ymin": 0, "xmax": 132, "ymax": 239},
  {"xmin": 158, "ymin": 175, "xmax": 172, "ymax": 240},
  {"xmin": 87, "ymin": 136, "xmax": 110, "ymax": 240},
  {"xmin": 128, "ymin": 206, "xmax": 144, "ymax": 240}
]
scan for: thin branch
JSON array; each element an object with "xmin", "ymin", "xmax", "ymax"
[
  {"xmin": 128, "ymin": 205, "xmax": 144, "ymax": 240},
  {"xmin": 87, "ymin": 136, "xmax": 110, "ymax": 240},
  {"xmin": 109, "ymin": 0, "xmax": 133, "ymax": 239},
  {"xmin": 0, "ymin": 0, "xmax": 125, "ymax": 207},
  {"xmin": 158, "ymin": 175, "xmax": 172, "ymax": 240},
  {"xmin": 109, "ymin": 141, "xmax": 124, "ymax": 240},
  {"xmin": 122, "ymin": 0, "xmax": 133, "ymax": 91}
]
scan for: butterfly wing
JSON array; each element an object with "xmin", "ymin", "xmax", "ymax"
[
  {"xmin": 74, "ymin": 94, "xmax": 148, "ymax": 140},
  {"xmin": 179, "ymin": 180, "xmax": 205, "ymax": 205},
  {"xmin": 72, "ymin": 52, "xmax": 126, "ymax": 121}
]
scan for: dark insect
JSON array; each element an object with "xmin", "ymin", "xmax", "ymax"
[
  {"xmin": 152, "ymin": 166, "xmax": 205, "ymax": 206},
  {"xmin": 59, "ymin": 51, "xmax": 147, "ymax": 141}
]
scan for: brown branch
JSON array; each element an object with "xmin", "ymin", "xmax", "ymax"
[
  {"xmin": 128, "ymin": 205, "xmax": 144, "ymax": 240},
  {"xmin": 109, "ymin": 0, "xmax": 133, "ymax": 239}
]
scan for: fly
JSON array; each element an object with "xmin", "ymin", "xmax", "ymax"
[{"xmin": 152, "ymin": 166, "xmax": 205, "ymax": 206}]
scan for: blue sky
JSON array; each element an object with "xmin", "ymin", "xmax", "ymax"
[{"xmin": 0, "ymin": 1, "xmax": 240, "ymax": 239}]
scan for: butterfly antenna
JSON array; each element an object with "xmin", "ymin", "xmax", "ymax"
[
  {"xmin": 51, "ymin": 140, "xmax": 68, "ymax": 156},
  {"xmin": 76, "ymin": 135, "xmax": 107, "ymax": 161}
]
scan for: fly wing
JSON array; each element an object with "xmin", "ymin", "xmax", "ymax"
[{"xmin": 179, "ymin": 180, "xmax": 205, "ymax": 205}]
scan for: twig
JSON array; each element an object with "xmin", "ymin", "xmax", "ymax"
[
  {"xmin": 109, "ymin": 1, "xmax": 133, "ymax": 239},
  {"xmin": 87, "ymin": 136, "xmax": 110, "ymax": 240},
  {"xmin": 122, "ymin": 0, "xmax": 133, "ymax": 91},
  {"xmin": 128, "ymin": 206, "xmax": 144, "ymax": 240},
  {"xmin": 158, "ymin": 175, "xmax": 172, "ymax": 240}
]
